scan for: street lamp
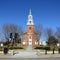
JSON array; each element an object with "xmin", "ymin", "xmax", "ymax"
[
  {"xmin": 1, "ymin": 43, "xmax": 3, "ymax": 51},
  {"xmin": 12, "ymin": 36, "xmax": 15, "ymax": 55},
  {"xmin": 1, "ymin": 43, "xmax": 3, "ymax": 47},
  {"xmin": 10, "ymin": 33, "xmax": 15, "ymax": 55},
  {"xmin": 57, "ymin": 43, "xmax": 60, "ymax": 54},
  {"xmin": 57, "ymin": 43, "xmax": 60, "ymax": 47}
]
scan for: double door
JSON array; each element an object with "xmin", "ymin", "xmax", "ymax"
[{"xmin": 29, "ymin": 36, "xmax": 32, "ymax": 45}]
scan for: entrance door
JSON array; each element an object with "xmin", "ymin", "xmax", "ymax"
[{"xmin": 29, "ymin": 36, "xmax": 32, "ymax": 45}]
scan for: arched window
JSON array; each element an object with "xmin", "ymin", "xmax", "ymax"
[
  {"xmin": 29, "ymin": 27, "xmax": 31, "ymax": 29},
  {"xmin": 29, "ymin": 36, "xmax": 32, "ymax": 39},
  {"xmin": 29, "ymin": 21, "xmax": 31, "ymax": 24}
]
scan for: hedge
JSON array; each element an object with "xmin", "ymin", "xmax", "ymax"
[
  {"xmin": 9, "ymin": 46, "xmax": 24, "ymax": 49},
  {"xmin": 0, "ymin": 46, "xmax": 24, "ymax": 51},
  {"xmin": 34, "ymin": 46, "xmax": 50, "ymax": 50}
]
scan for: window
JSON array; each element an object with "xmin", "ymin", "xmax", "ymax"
[
  {"xmin": 29, "ymin": 27, "xmax": 31, "ymax": 29},
  {"xmin": 29, "ymin": 21, "xmax": 31, "ymax": 23},
  {"xmin": 30, "ymin": 36, "xmax": 32, "ymax": 39}
]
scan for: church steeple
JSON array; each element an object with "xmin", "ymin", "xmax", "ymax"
[
  {"xmin": 27, "ymin": 10, "xmax": 34, "ymax": 25},
  {"xmin": 29, "ymin": 9, "xmax": 32, "ymax": 15}
]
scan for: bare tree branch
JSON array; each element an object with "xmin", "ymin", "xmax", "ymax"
[
  {"xmin": 34, "ymin": 25, "xmax": 43, "ymax": 41},
  {"xmin": 55, "ymin": 27, "xmax": 60, "ymax": 43},
  {"xmin": 2, "ymin": 23, "xmax": 23, "ymax": 41}
]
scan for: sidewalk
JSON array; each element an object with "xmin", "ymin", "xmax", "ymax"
[
  {"xmin": 13, "ymin": 53, "xmax": 60, "ymax": 58},
  {"xmin": 0, "ymin": 50, "xmax": 60, "ymax": 58}
]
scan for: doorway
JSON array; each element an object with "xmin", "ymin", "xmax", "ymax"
[{"xmin": 29, "ymin": 36, "xmax": 32, "ymax": 45}]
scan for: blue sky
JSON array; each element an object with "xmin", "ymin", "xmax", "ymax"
[{"xmin": 0, "ymin": 0, "xmax": 60, "ymax": 41}]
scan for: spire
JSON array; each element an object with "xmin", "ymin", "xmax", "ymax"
[
  {"xmin": 29, "ymin": 9, "xmax": 32, "ymax": 15},
  {"xmin": 27, "ymin": 10, "xmax": 34, "ymax": 25}
]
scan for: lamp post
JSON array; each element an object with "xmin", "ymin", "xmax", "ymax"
[
  {"xmin": 10, "ymin": 33, "xmax": 15, "ymax": 55},
  {"xmin": 1, "ymin": 43, "xmax": 3, "ymax": 47},
  {"xmin": 1, "ymin": 43, "xmax": 3, "ymax": 50},
  {"xmin": 12, "ymin": 36, "xmax": 15, "ymax": 55},
  {"xmin": 57, "ymin": 43, "xmax": 60, "ymax": 54}
]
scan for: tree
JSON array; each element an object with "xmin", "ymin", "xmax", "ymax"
[
  {"xmin": 45, "ymin": 28, "xmax": 57, "ymax": 46},
  {"xmin": 34, "ymin": 25, "xmax": 43, "ymax": 45},
  {"xmin": 48, "ymin": 36, "xmax": 57, "ymax": 46},
  {"xmin": 45, "ymin": 28, "xmax": 53, "ymax": 39},
  {"xmin": 3, "ymin": 40, "xmax": 11, "ymax": 46},
  {"xmin": 55, "ymin": 27, "xmax": 60, "ymax": 44},
  {"xmin": 2, "ymin": 23, "xmax": 23, "ymax": 43}
]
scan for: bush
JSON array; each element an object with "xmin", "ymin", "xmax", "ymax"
[
  {"xmin": 0, "ymin": 48, "xmax": 3, "ymax": 51},
  {"xmin": 0, "ymin": 47, "xmax": 3, "ymax": 51},
  {"xmin": 9, "ymin": 46, "xmax": 24, "ymax": 49},
  {"xmin": 0, "ymin": 46, "xmax": 24, "ymax": 51},
  {"xmin": 44, "ymin": 46, "xmax": 50, "ymax": 50},
  {"xmin": 34, "ymin": 46, "xmax": 50, "ymax": 50}
]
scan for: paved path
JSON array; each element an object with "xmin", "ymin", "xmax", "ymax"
[
  {"xmin": 26, "ymin": 46, "xmax": 32, "ymax": 51},
  {"xmin": 12, "ymin": 45, "xmax": 38, "ymax": 58},
  {"xmin": 0, "ymin": 57, "xmax": 60, "ymax": 60}
]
